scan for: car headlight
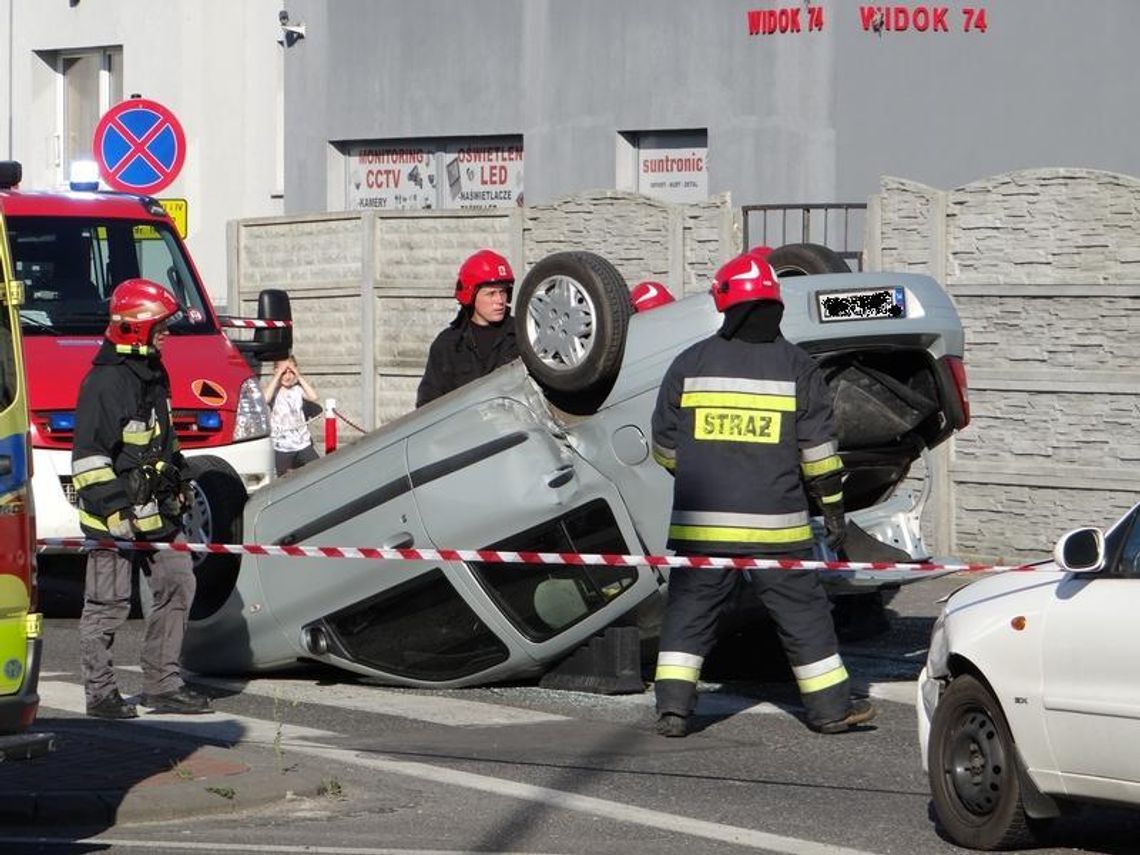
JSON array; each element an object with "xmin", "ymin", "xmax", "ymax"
[
  {"xmin": 926, "ymin": 610, "xmax": 949, "ymax": 678},
  {"xmin": 233, "ymin": 377, "xmax": 270, "ymax": 441}
]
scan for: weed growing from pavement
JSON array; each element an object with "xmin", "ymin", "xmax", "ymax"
[
  {"xmin": 170, "ymin": 760, "xmax": 194, "ymax": 780},
  {"xmin": 318, "ymin": 778, "xmax": 345, "ymax": 800},
  {"xmin": 272, "ymin": 686, "xmax": 300, "ymax": 775},
  {"xmin": 205, "ymin": 786, "xmax": 236, "ymax": 800}
]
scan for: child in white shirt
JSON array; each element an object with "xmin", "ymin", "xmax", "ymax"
[{"xmin": 262, "ymin": 356, "xmax": 320, "ymax": 476}]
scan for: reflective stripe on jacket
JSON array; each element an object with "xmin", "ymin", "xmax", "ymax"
[
  {"xmin": 650, "ymin": 334, "xmax": 843, "ymax": 555},
  {"xmin": 71, "ymin": 339, "xmax": 182, "ymax": 541}
]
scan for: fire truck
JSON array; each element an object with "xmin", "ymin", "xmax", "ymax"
[{"xmin": 0, "ymin": 161, "xmax": 290, "ymax": 614}]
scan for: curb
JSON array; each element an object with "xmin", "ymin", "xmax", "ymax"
[{"xmin": 0, "ymin": 725, "xmax": 327, "ymax": 826}]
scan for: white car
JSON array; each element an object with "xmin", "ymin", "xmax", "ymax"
[{"xmin": 917, "ymin": 504, "xmax": 1140, "ymax": 850}]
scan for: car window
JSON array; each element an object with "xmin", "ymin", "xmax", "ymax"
[
  {"xmin": 469, "ymin": 499, "xmax": 638, "ymax": 642},
  {"xmin": 323, "ymin": 568, "xmax": 509, "ymax": 681},
  {"xmin": 1106, "ymin": 507, "xmax": 1140, "ymax": 578}
]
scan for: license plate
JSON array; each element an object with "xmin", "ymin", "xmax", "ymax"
[{"xmin": 817, "ymin": 287, "xmax": 906, "ymax": 322}]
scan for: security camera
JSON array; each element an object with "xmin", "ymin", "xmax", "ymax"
[{"xmin": 279, "ymin": 9, "xmax": 289, "ymax": 25}]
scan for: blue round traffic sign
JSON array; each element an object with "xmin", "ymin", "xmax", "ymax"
[{"xmin": 92, "ymin": 98, "xmax": 186, "ymax": 195}]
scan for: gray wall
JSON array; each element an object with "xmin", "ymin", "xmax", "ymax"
[{"xmin": 283, "ymin": 0, "xmax": 1140, "ymax": 217}]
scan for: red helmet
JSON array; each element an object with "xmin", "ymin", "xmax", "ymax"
[
  {"xmin": 710, "ymin": 251, "xmax": 782, "ymax": 312},
  {"xmin": 106, "ymin": 278, "xmax": 183, "ymax": 350},
  {"xmin": 630, "ymin": 280, "xmax": 675, "ymax": 312},
  {"xmin": 455, "ymin": 249, "xmax": 514, "ymax": 306}
]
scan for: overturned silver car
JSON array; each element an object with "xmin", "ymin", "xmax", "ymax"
[{"xmin": 183, "ymin": 247, "xmax": 969, "ymax": 687}]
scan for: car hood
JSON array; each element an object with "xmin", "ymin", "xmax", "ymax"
[{"xmin": 943, "ymin": 561, "xmax": 1062, "ymax": 615}]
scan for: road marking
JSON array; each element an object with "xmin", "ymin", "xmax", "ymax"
[
  {"xmin": 190, "ymin": 674, "xmax": 570, "ymax": 727},
  {"xmin": 38, "ymin": 680, "xmax": 882, "ymax": 855},
  {"xmin": 0, "ymin": 838, "xmax": 560, "ymax": 854}
]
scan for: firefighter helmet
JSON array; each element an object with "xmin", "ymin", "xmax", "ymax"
[
  {"xmin": 106, "ymin": 278, "xmax": 183, "ymax": 349},
  {"xmin": 710, "ymin": 251, "xmax": 782, "ymax": 312},
  {"xmin": 630, "ymin": 280, "xmax": 676, "ymax": 312},
  {"xmin": 455, "ymin": 249, "xmax": 514, "ymax": 306}
]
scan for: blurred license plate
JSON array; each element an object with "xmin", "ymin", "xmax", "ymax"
[{"xmin": 817, "ymin": 287, "xmax": 906, "ymax": 322}]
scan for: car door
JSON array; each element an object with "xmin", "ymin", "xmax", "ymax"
[
  {"xmin": 1041, "ymin": 506, "xmax": 1140, "ymax": 790},
  {"xmin": 406, "ymin": 395, "xmax": 656, "ymax": 650}
]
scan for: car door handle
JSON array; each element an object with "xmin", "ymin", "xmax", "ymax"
[
  {"xmin": 545, "ymin": 464, "xmax": 575, "ymax": 489},
  {"xmin": 0, "ymin": 456, "xmax": 10, "ymax": 477},
  {"xmin": 381, "ymin": 531, "xmax": 415, "ymax": 549}
]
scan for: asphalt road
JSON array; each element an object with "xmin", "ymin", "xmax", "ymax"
[{"xmin": 18, "ymin": 572, "xmax": 1140, "ymax": 854}]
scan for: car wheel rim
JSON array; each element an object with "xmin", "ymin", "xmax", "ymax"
[
  {"xmin": 525, "ymin": 274, "xmax": 596, "ymax": 372},
  {"xmin": 181, "ymin": 483, "xmax": 212, "ymax": 568},
  {"xmin": 946, "ymin": 707, "xmax": 1010, "ymax": 816}
]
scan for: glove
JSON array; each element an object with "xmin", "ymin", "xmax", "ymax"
[
  {"xmin": 824, "ymin": 512, "xmax": 847, "ymax": 552},
  {"xmin": 106, "ymin": 510, "xmax": 135, "ymax": 540},
  {"xmin": 125, "ymin": 466, "xmax": 158, "ymax": 505}
]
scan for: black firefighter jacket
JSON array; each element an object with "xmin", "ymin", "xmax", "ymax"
[
  {"xmin": 415, "ymin": 310, "xmax": 519, "ymax": 407},
  {"xmin": 650, "ymin": 333, "xmax": 845, "ymax": 555},
  {"xmin": 71, "ymin": 340, "xmax": 184, "ymax": 541}
]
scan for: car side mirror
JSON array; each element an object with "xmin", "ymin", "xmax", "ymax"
[
  {"xmin": 234, "ymin": 288, "xmax": 293, "ymax": 362},
  {"xmin": 1053, "ymin": 527, "xmax": 1105, "ymax": 573}
]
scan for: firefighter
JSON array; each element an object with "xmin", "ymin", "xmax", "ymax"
[
  {"xmin": 72, "ymin": 279, "xmax": 212, "ymax": 718},
  {"xmin": 415, "ymin": 249, "xmax": 519, "ymax": 407},
  {"xmin": 650, "ymin": 251, "xmax": 875, "ymax": 737},
  {"xmin": 630, "ymin": 280, "xmax": 676, "ymax": 312}
]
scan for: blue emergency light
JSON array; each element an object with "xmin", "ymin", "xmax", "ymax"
[
  {"xmin": 196, "ymin": 411, "xmax": 223, "ymax": 430},
  {"xmin": 48, "ymin": 412, "xmax": 76, "ymax": 432}
]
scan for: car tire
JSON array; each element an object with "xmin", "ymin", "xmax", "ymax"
[
  {"xmin": 767, "ymin": 242, "xmax": 850, "ymax": 277},
  {"xmin": 927, "ymin": 673, "xmax": 1037, "ymax": 851},
  {"xmin": 138, "ymin": 455, "xmax": 246, "ymax": 621},
  {"xmin": 515, "ymin": 251, "xmax": 632, "ymax": 412}
]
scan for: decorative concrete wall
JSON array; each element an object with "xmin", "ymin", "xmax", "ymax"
[
  {"xmin": 867, "ymin": 169, "xmax": 1140, "ymax": 562},
  {"xmin": 228, "ymin": 191, "xmax": 739, "ymax": 444}
]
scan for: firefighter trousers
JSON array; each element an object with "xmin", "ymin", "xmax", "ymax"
[
  {"xmin": 654, "ymin": 554, "xmax": 852, "ymax": 728},
  {"xmin": 79, "ymin": 537, "xmax": 196, "ymax": 705}
]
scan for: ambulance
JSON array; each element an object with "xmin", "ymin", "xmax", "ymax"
[
  {"xmin": 0, "ymin": 161, "xmax": 290, "ymax": 614},
  {"xmin": 0, "ymin": 162, "xmax": 40, "ymax": 733}
]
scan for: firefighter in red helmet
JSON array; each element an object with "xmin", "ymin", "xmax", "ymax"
[
  {"xmin": 649, "ymin": 251, "xmax": 875, "ymax": 737},
  {"xmin": 72, "ymin": 279, "xmax": 212, "ymax": 718},
  {"xmin": 630, "ymin": 280, "xmax": 676, "ymax": 313},
  {"xmin": 416, "ymin": 249, "xmax": 520, "ymax": 407}
]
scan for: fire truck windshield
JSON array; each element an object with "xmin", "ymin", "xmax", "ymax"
[{"xmin": 8, "ymin": 216, "xmax": 215, "ymax": 336}]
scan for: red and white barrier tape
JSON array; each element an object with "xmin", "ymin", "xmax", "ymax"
[
  {"xmin": 35, "ymin": 538, "xmax": 1039, "ymax": 574},
  {"xmin": 217, "ymin": 317, "xmax": 293, "ymax": 329}
]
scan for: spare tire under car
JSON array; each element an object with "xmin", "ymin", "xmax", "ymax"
[{"xmin": 766, "ymin": 242, "xmax": 851, "ymax": 276}]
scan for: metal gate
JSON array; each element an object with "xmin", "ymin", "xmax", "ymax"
[{"xmin": 742, "ymin": 203, "xmax": 867, "ymax": 270}]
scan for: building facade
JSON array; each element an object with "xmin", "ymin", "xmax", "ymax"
[
  {"xmin": 281, "ymin": 0, "xmax": 1140, "ymax": 227},
  {"xmin": 0, "ymin": 0, "xmax": 284, "ymax": 305}
]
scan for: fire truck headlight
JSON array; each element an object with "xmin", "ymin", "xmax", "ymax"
[{"xmin": 234, "ymin": 378, "xmax": 270, "ymax": 441}]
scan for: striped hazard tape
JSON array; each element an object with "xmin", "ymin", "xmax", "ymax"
[
  {"xmin": 217, "ymin": 316, "xmax": 293, "ymax": 329},
  {"xmin": 36, "ymin": 538, "xmax": 1039, "ymax": 574}
]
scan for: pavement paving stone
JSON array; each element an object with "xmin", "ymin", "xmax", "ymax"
[{"xmin": 0, "ymin": 718, "xmax": 327, "ymax": 826}]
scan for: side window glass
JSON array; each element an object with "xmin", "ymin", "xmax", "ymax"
[
  {"xmin": 469, "ymin": 500, "xmax": 638, "ymax": 642},
  {"xmin": 1108, "ymin": 510, "xmax": 1140, "ymax": 578},
  {"xmin": 323, "ymin": 568, "xmax": 508, "ymax": 681}
]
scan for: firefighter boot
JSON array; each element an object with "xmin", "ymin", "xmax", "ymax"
[
  {"xmin": 812, "ymin": 698, "xmax": 877, "ymax": 734},
  {"xmin": 656, "ymin": 713, "xmax": 689, "ymax": 738}
]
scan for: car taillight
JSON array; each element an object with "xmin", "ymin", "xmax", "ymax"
[{"xmin": 946, "ymin": 356, "xmax": 970, "ymax": 428}]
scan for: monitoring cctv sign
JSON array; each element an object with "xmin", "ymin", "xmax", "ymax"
[{"xmin": 93, "ymin": 98, "xmax": 186, "ymax": 195}]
